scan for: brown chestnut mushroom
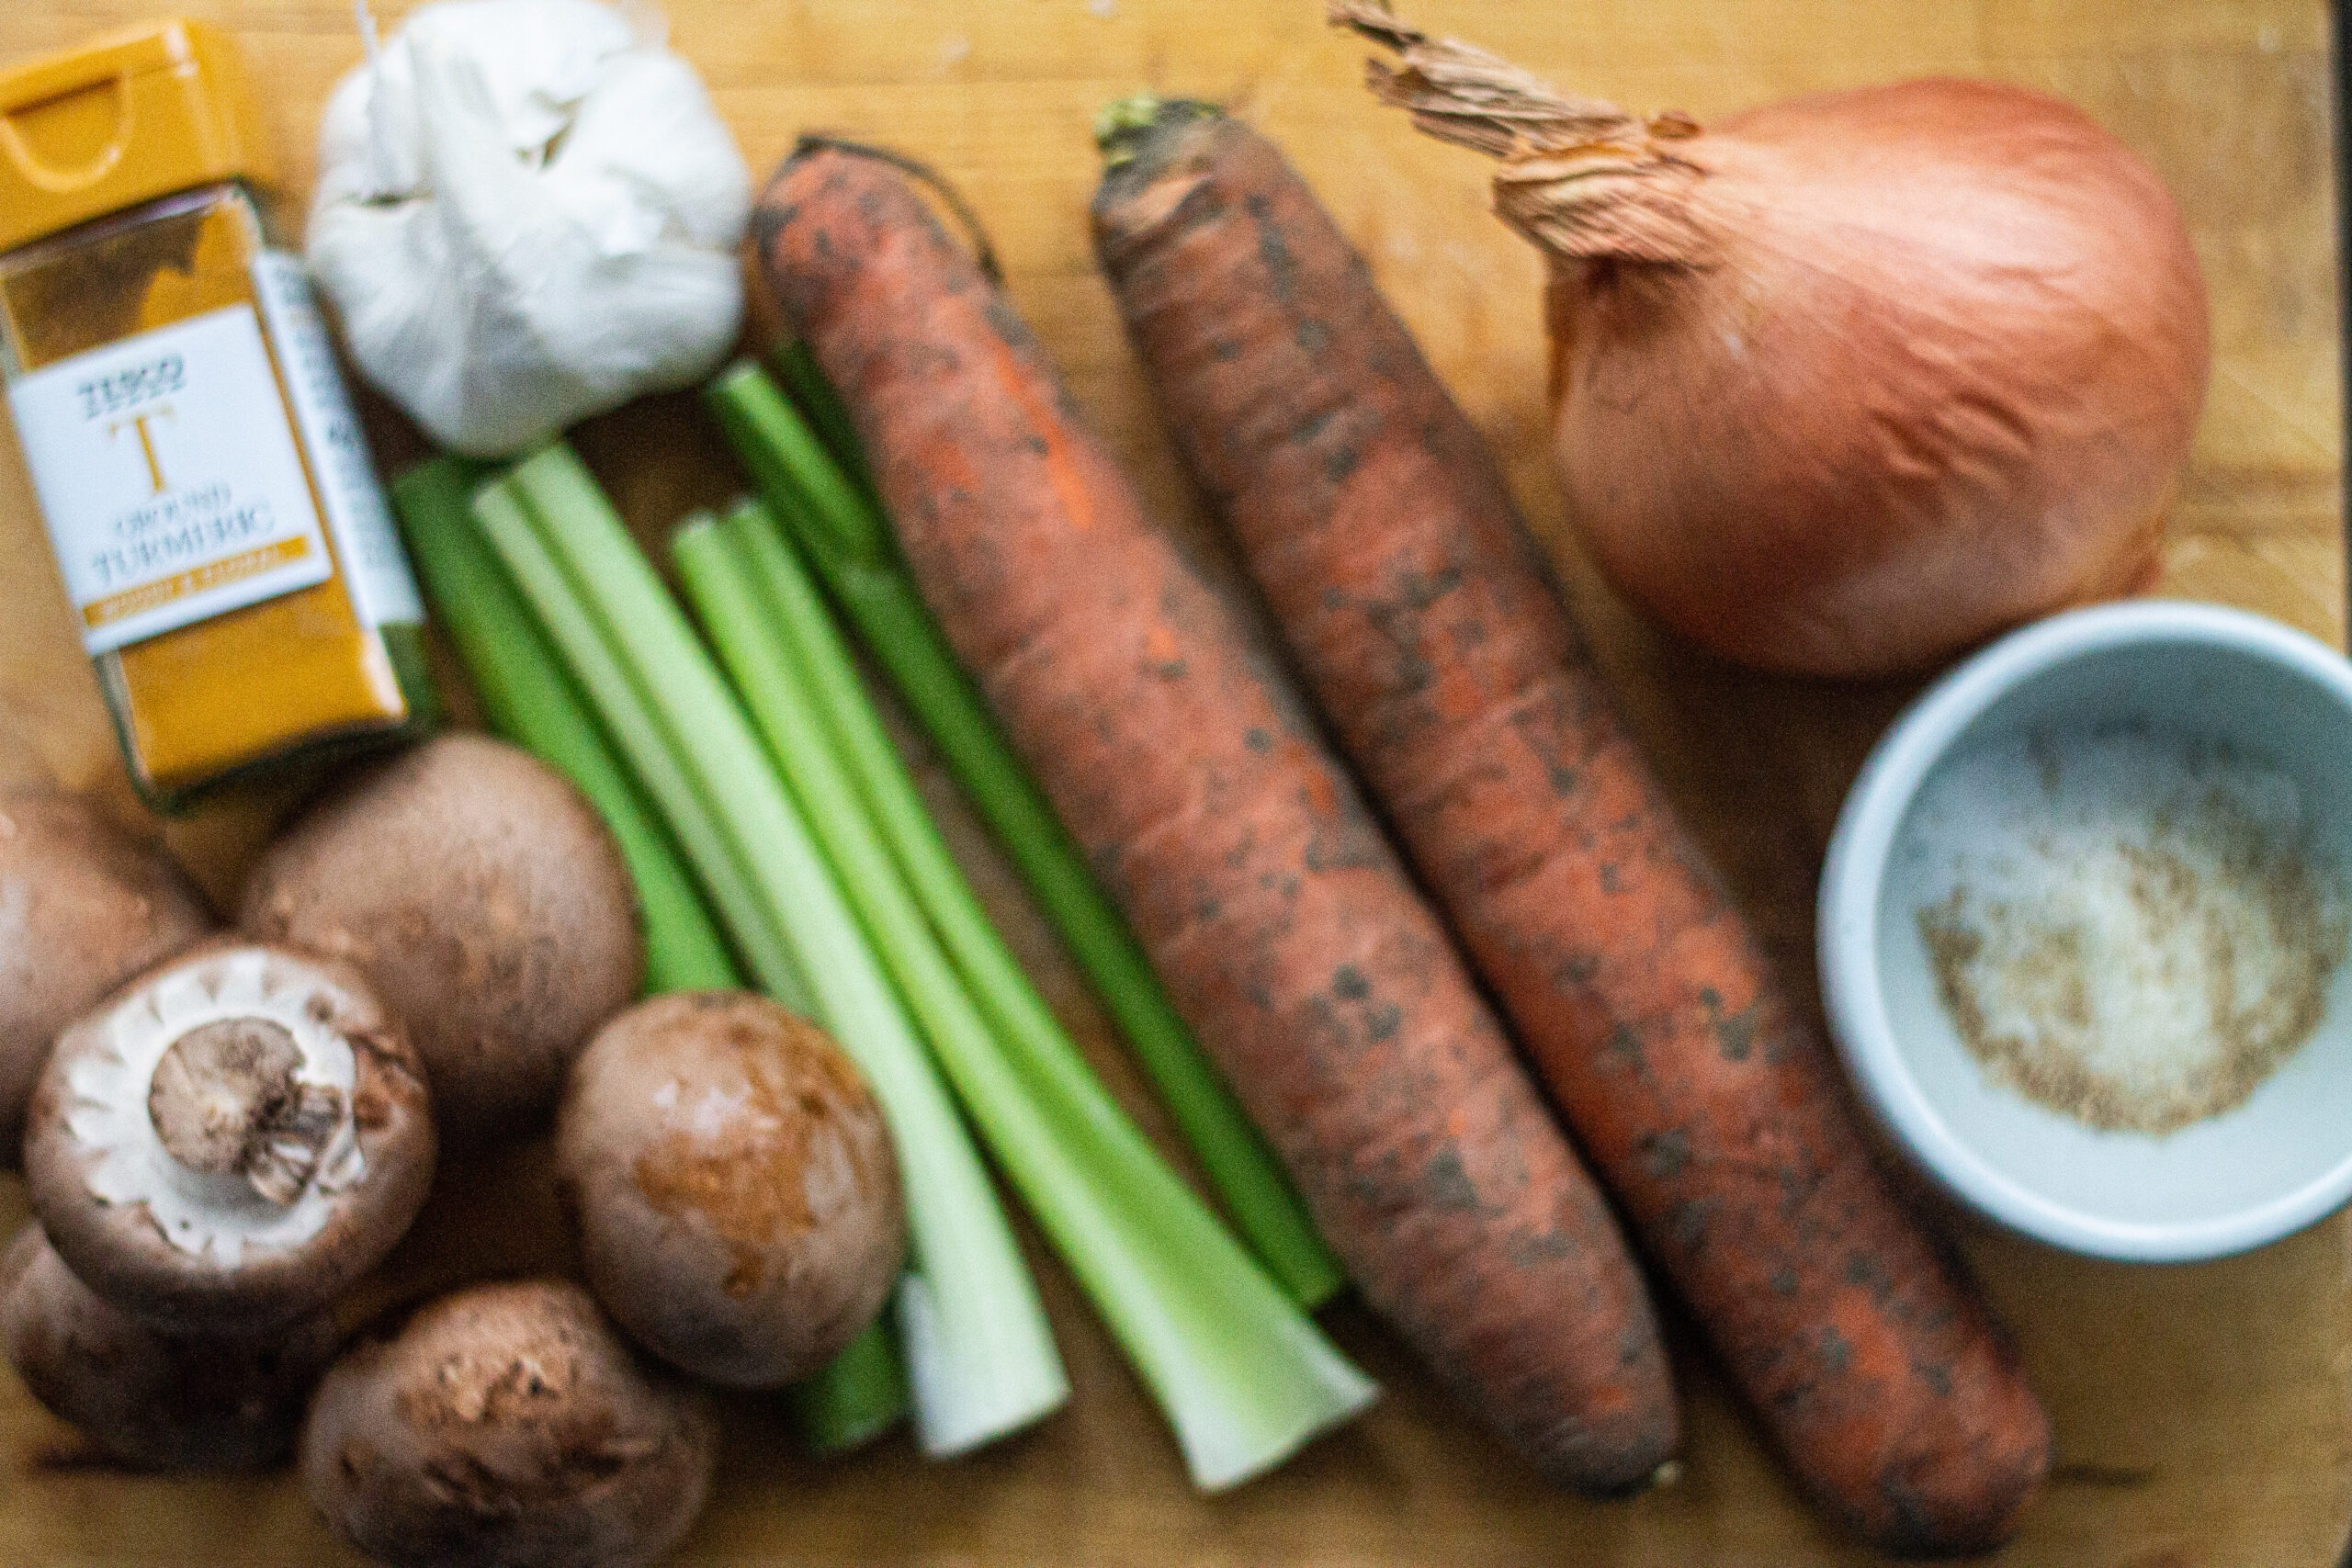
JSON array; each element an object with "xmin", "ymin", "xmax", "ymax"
[
  {"xmin": 300, "ymin": 1279, "xmax": 717, "ymax": 1568},
  {"xmin": 240, "ymin": 734, "xmax": 645, "ymax": 1145},
  {"xmin": 24, "ymin": 940, "xmax": 435, "ymax": 1331},
  {"xmin": 555, "ymin": 993, "xmax": 904, "ymax": 1388},
  {"xmin": 0, "ymin": 787, "xmax": 214, "ymax": 1160},
  {"xmin": 0, "ymin": 1223, "xmax": 340, "ymax": 1470}
]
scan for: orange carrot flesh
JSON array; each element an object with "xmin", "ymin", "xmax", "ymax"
[
  {"xmin": 1090, "ymin": 104, "xmax": 2051, "ymax": 1554},
  {"xmin": 752, "ymin": 142, "xmax": 1679, "ymax": 1494}
]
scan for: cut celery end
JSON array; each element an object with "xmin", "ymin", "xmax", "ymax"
[{"xmin": 788, "ymin": 1317, "xmax": 910, "ymax": 1456}]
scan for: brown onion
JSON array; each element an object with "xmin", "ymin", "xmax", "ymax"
[{"xmin": 1338, "ymin": 3, "xmax": 2210, "ymax": 679}]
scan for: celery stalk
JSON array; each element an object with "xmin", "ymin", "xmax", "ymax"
[
  {"xmin": 391, "ymin": 457, "xmax": 739, "ymax": 995},
  {"xmin": 399, "ymin": 460, "xmax": 811, "ymax": 1013},
  {"xmin": 475, "ymin": 451, "xmax": 1067, "ymax": 1456},
  {"xmin": 707, "ymin": 360, "xmax": 1342, "ymax": 1308},
  {"xmin": 394, "ymin": 458, "xmax": 904, "ymax": 1451},
  {"xmin": 787, "ymin": 1318, "xmax": 911, "ymax": 1456},
  {"xmin": 675, "ymin": 503, "xmax": 1375, "ymax": 1489},
  {"xmin": 776, "ymin": 339, "xmax": 878, "ymax": 502}
]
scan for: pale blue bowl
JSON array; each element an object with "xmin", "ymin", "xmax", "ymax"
[{"xmin": 1820, "ymin": 601, "xmax": 2352, "ymax": 1261}]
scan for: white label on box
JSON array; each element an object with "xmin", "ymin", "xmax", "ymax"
[
  {"xmin": 8, "ymin": 303, "xmax": 333, "ymax": 654},
  {"xmin": 250, "ymin": 251, "xmax": 424, "ymax": 630}
]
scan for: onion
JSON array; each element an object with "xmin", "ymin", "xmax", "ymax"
[{"xmin": 1337, "ymin": 3, "xmax": 2210, "ymax": 679}]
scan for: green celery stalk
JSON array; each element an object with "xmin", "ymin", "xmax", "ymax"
[
  {"xmin": 390, "ymin": 457, "xmax": 902, "ymax": 1455},
  {"xmin": 786, "ymin": 1319, "xmax": 910, "ymax": 1458},
  {"xmin": 786, "ymin": 1317, "xmax": 910, "ymax": 1457},
  {"xmin": 776, "ymin": 339, "xmax": 878, "ymax": 501},
  {"xmin": 707, "ymin": 360, "xmax": 1341, "ymax": 1309},
  {"xmin": 397, "ymin": 460, "xmax": 812, "ymax": 1014},
  {"xmin": 675, "ymin": 503, "xmax": 1375, "ymax": 1490},
  {"xmin": 391, "ymin": 457, "xmax": 739, "ymax": 995},
  {"xmin": 475, "ymin": 450, "xmax": 1067, "ymax": 1457}
]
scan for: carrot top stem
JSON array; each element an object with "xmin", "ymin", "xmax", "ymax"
[{"xmin": 1094, "ymin": 95, "xmax": 1218, "ymax": 168}]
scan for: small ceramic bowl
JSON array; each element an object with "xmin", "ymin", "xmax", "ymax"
[{"xmin": 1819, "ymin": 600, "xmax": 2352, "ymax": 1261}]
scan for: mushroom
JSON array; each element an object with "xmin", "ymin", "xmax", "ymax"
[
  {"xmin": 241, "ymin": 733, "xmax": 645, "ymax": 1144},
  {"xmin": 0, "ymin": 1223, "xmax": 340, "ymax": 1470},
  {"xmin": 0, "ymin": 786, "xmax": 215, "ymax": 1160},
  {"xmin": 24, "ymin": 940, "xmax": 435, "ymax": 1331},
  {"xmin": 556, "ymin": 993, "xmax": 904, "ymax": 1387},
  {"xmin": 300, "ymin": 1279, "xmax": 717, "ymax": 1568}
]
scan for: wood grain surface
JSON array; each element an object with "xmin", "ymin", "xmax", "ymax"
[{"xmin": 0, "ymin": 2, "xmax": 2343, "ymax": 1564}]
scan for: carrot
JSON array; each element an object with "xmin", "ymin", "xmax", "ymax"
[
  {"xmin": 751, "ymin": 140, "xmax": 1679, "ymax": 1494},
  {"xmin": 1089, "ymin": 101, "xmax": 2051, "ymax": 1555}
]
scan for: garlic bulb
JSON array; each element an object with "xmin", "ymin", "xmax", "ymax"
[{"xmin": 308, "ymin": 0, "xmax": 752, "ymax": 457}]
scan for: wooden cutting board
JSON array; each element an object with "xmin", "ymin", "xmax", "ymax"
[{"xmin": 0, "ymin": 2, "xmax": 2342, "ymax": 1563}]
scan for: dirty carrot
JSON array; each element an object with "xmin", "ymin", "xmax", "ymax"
[
  {"xmin": 752, "ymin": 139, "xmax": 1679, "ymax": 1494},
  {"xmin": 1089, "ymin": 100, "xmax": 2051, "ymax": 1554}
]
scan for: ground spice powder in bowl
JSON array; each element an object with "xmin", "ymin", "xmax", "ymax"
[
  {"xmin": 1908, "ymin": 727, "xmax": 2348, "ymax": 1135},
  {"xmin": 1821, "ymin": 602, "xmax": 2352, "ymax": 1261}
]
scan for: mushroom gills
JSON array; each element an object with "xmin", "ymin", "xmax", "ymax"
[
  {"xmin": 26, "ymin": 941, "xmax": 436, "ymax": 1333},
  {"xmin": 63, "ymin": 947, "xmax": 364, "ymax": 1263}
]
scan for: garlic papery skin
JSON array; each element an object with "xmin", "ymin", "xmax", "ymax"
[
  {"xmin": 307, "ymin": 0, "xmax": 752, "ymax": 457},
  {"xmin": 62, "ymin": 947, "xmax": 365, "ymax": 1267}
]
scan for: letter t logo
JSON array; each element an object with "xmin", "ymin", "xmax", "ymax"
[{"xmin": 107, "ymin": 405, "xmax": 175, "ymax": 494}]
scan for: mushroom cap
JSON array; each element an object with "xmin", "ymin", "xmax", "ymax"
[
  {"xmin": 0, "ymin": 788, "xmax": 214, "ymax": 1161},
  {"xmin": 0, "ymin": 1224, "xmax": 340, "ymax": 1470},
  {"xmin": 556, "ymin": 993, "xmax": 905, "ymax": 1388},
  {"xmin": 240, "ymin": 734, "xmax": 646, "ymax": 1145},
  {"xmin": 24, "ymin": 940, "xmax": 436, "ymax": 1331},
  {"xmin": 300, "ymin": 1279, "xmax": 717, "ymax": 1568}
]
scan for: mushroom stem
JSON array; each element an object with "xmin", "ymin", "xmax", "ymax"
[{"xmin": 147, "ymin": 1019, "xmax": 344, "ymax": 1205}]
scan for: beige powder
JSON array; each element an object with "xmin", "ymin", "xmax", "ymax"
[{"xmin": 1907, "ymin": 728, "xmax": 2346, "ymax": 1135}]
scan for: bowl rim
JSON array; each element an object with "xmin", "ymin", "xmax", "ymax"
[{"xmin": 1817, "ymin": 599, "xmax": 2352, "ymax": 1262}]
